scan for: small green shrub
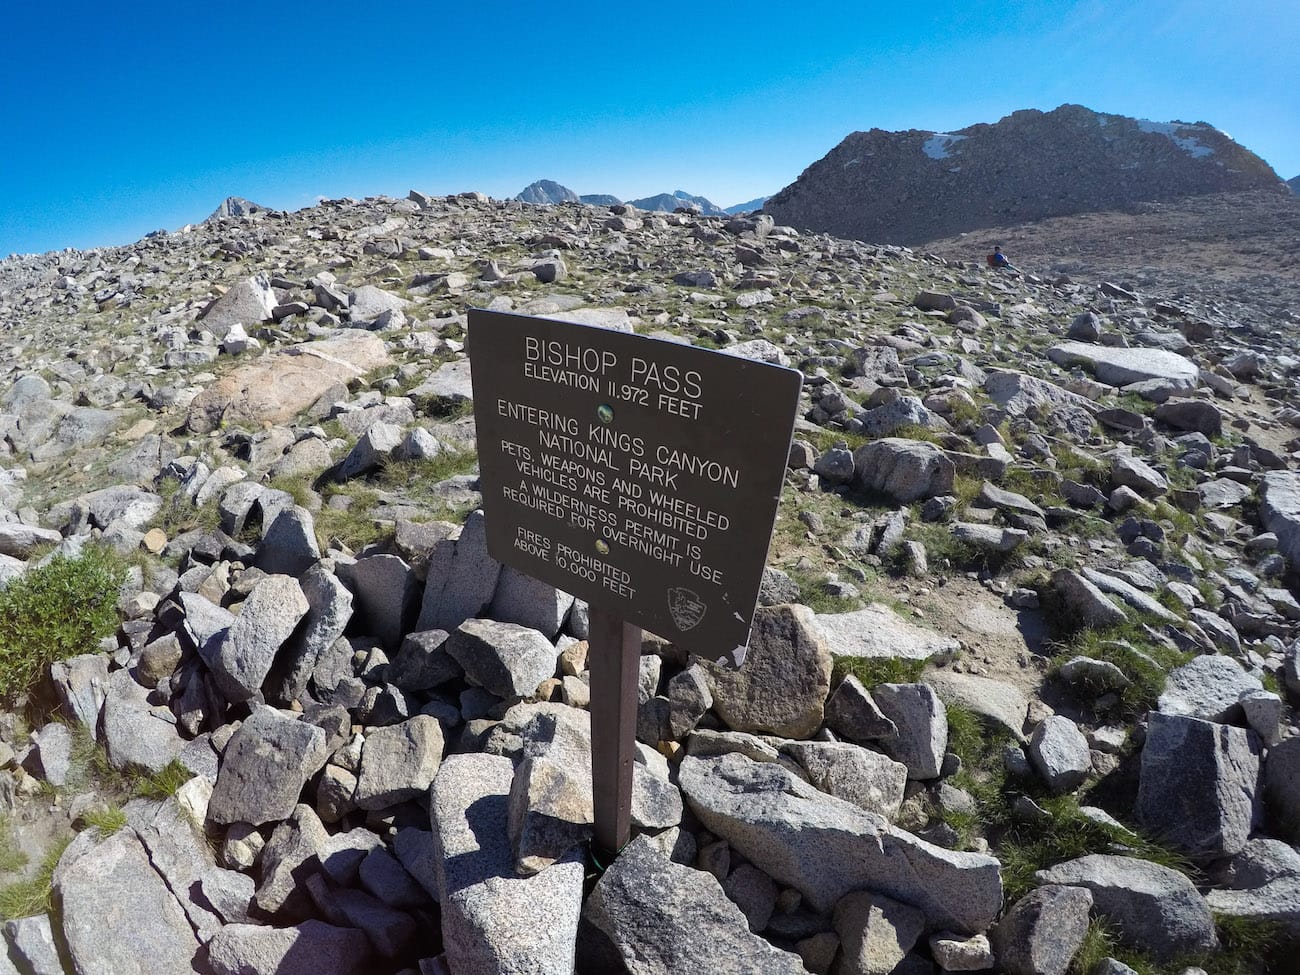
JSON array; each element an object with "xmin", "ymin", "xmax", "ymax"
[
  {"xmin": 0, "ymin": 546, "xmax": 125, "ymax": 705},
  {"xmin": 0, "ymin": 838, "xmax": 69, "ymax": 919}
]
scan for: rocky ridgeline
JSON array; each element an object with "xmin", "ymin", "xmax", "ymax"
[
  {"xmin": 764, "ymin": 104, "xmax": 1287, "ymax": 246},
  {"xmin": 0, "ymin": 191, "xmax": 1299, "ymax": 974}
]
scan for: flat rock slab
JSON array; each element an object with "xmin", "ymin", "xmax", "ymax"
[
  {"xmin": 983, "ymin": 370, "xmax": 1098, "ymax": 417},
  {"xmin": 187, "ymin": 332, "xmax": 392, "ymax": 433},
  {"xmin": 813, "ymin": 604, "xmax": 959, "ymax": 663},
  {"xmin": 926, "ymin": 671, "xmax": 1028, "ymax": 741},
  {"xmin": 430, "ymin": 753, "xmax": 583, "ymax": 975},
  {"xmin": 207, "ymin": 920, "xmax": 374, "ymax": 975},
  {"xmin": 1046, "ymin": 342, "xmax": 1199, "ymax": 388},
  {"xmin": 54, "ymin": 828, "xmax": 201, "ymax": 975},
  {"xmin": 679, "ymin": 752, "xmax": 1002, "ymax": 933},
  {"xmin": 1157, "ymin": 655, "xmax": 1262, "ymax": 721},
  {"xmin": 584, "ymin": 833, "xmax": 807, "ymax": 974}
]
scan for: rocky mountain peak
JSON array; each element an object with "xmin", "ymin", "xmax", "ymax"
[
  {"xmin": 205, "ymin": 196, "xmax": 270, "ymax": 222},
  {"xmin": 514, "ymin": 179, "xmax": 580, "ymax": 205},
  {"xmin": 765, "ymin": 103, "xmax": 1286, "ymax": 245}
]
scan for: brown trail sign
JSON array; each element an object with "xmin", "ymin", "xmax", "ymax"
[{"xmin": 469, "ymin": 308, "xmax": 802, "ymax": 855}]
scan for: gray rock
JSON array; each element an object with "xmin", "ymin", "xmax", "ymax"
[
  {"xmin": 273, "ymin": 564, "xmax": 354, "ymax": 704},
  {"xmin": 703, "ymin": 604, "xmax": 832, "ymax": 739},
  {"xmin": 1035, "ymin": 854, "xmax": 1216, "ymax": 961},
  {"xmin": 418, "ymin": 511, "xmax": 502, "ymax": 631},
  {"xmin": 1110, "ymin": 454, "xmax": 1168, "ymax": 496},
  {"xmin": 1153, "ymin": 399, "xmax": 1223, "ymax": 437},
  {"xmin": 825, "ymin": 675, "xmax": 899, "ymax": 742},
  {"xmin": 859, "ymin": 397, "xmax": 949, "ymax": 439},
  {"xmin": 1204, "ymin": 839, "xmax": 1300, "ymax": 934},
  {"xmin": 666, "ymin": 665, "xmax": 713, "ymax": 739},
  {"xmin": 310, "ymin": 884, "xmax": 416, "ymax": 959},
  {"xmin": 1260, "ymin": 471, "xmax": 1300, "ymax": 569},
  {"xmin": 208, "ymin": 706, "xmax": 329, "ymax": 826},
  {"xmin": 0, "ymin": 523, "xmax": 61, "ymax": 558},
  {"xmin": 872, "ymin": 683, "xmax": 948, "ymax": 780},
  {"xmin": 393, "ymin": 827, "xmax": 441, "ymax": 902},
  {"xmin": 833, "ymin": 890, "xmax": 926, "ymax": 975},
  {"xmin": 950, "ymin": 522, "xmax": 1028, "ymax": 552},
  {"xmin": 387, "ymin": 628, "xmax": 460, "ymax": 692},
  {"xmin": 1264, "ymin": 736, "xmax": 1300, "ymax": 842},
  {"xmin": 29, "ymin": 722, "xmax": 72, "ymax": 787},
  {"xmin": 338, "ymin": 553, "xmax": 418, "ymax": 652},
  {"xmin": 984, "ymin": 370, "xmax": 1098, "ymax": 418},
  {"xmin": 1058, "ymin": 657, "xmax": 1131, "ymax": 694},
  {"xmin": 925, "ymin": 672, "xmax": 1028, "ymax": 741},
  {"xmin": 199, "ymin": 272, "xmax": 277, "ymax": 338},
  {"xmin": 49, "ymin": 653, "xmax": 110, "ymax": 739},
  {"xmin": 488, "ymin": 565, "xmax": 575, "ymax": 639},
  {"xmin": 430, "ymin": 753, "xmax": 584, "ymax": 975},
  {"xmin": 854, "ymin": 439, "xmax": 956, "ymax": 503},
  {"xmin": 1136, "ymin": 712, "xmax": 1261, "ymax": 857},
  {"xmin": 1081, "ymin": 567, "xmax": 1178, "ymax": 622},
  {"xmin": 336, "ymin": 420, "xmax": 404, "ymax": 481},
  {"xmin": 992, "ymin": 885, "xmax": 1094, "ymax": 975},
  {"xmin": 256, "ymin": 505, "xmax": 321, "ymax": 577},
  {"xmin": 508, "ymin": 756, "xmax": 593, "ymax": 874},
  {"xmin": 1028, "ymin": 715, "xmax": 1092, "ymax": 794},
  {"xmin": 348, "ymin": 284, "xmax": 409, "ymax": 326},
  {"xmin": 929, "ymin": 931, "xmax": 993, "ymax": 972},
  {"xmin": 203, "ymin": 574, "xmax": 309, "ymax": 702},
  {"xmin": 446, "ymin": 618, "xmax": 558, "ymax": 700},
  {"xmin": 354, "ymin": 715, "xmax": 444, "ymax": 810},
  {"xmin": 54, "ymin": 828, "xmax": 202, "ymax": 975},
  {"xmin": 1157, "ymin": 655, "xmax": 1262, "ymax": 721},
  {"xmin": 679, "ymin": 753, "xmax": 1002, "ymax": 931},
  {"xmin": 256, "ymin": 804, "xmax": 330, "ymax": 918},
  {"xmin": 1052, "ymin": 568, "xmax": 1127, "ymax": 629},
  {"xmin": 207, "ymin": 920, "xmax": 374, "ymax": 975},
  {"xmin": 101, "ymin": 669, "xmax": 184, "ymax": 774},
  {"xmin": 782, "ymin": 740, "xmax": 908, "ymax": 818},
  {"xmin": 1046, "ymin": 342, "xmax": 1199, "ymax": 388},
  {"xmin": 584, "ymin": 833, "xmax": 807, "ymax": 974},
  {"xmin": 3, "ymin": 914, "xmax": 63, "ymax": 975},
  {"xmin": 723, "ymin": 863, "xmax": 778, "ymax": 932},
  {"xmin": 814, "ymin": 604, "xmax": 960, "ymax": 663}
]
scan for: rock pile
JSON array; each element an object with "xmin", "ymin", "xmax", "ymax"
[{"xmin": 0, "ymin": 187, "xmax": 1298, "ymax": 973}]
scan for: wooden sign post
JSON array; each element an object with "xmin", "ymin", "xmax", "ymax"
[{"xmin": 469, "ymin": 309, "xmax": 802, "ymax": 859}]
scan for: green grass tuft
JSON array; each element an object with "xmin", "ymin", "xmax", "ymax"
[
  {"xmin": 0, "ymin": 817, "xmax": 28, "ymax": 874},
  {"xmin": 0, "ymin": 546, "xmax": 125, "ymax": 706},
  {"xmin": 0, "ymin": 838, "xmax": 70, "ymax": 919},
  {"xmin": 130, "ymin": 760, "xmax": 192, "ymax": 800},
  {"xmin": 82, "ymin": 806, "xmax": 127, "ymax": 837},
  {"xmin": 832, "ymin": 656, "xmax": 926, "ymax": 689}
]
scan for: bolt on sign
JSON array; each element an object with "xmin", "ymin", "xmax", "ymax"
[{"xmin": 469, "ymin": 309, "xmax": 803, "ymax": 665}]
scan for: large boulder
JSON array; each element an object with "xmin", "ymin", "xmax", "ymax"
[
  {"xmin": 208, "ymin": 707, "xmax": 330, "ymax": 826},
  {"xmin": 584, "ymin": 834, "xmax": 807, "ymax": 974},
  {"xmin": 1028, "ymin": 715, "xmax": 1091, "ymax": 794},
  {"xmin": 54, "ymin": 828, "xmax": 202, "ymax": 975},
  {"xmin": 202, "ymin": 574, "xmax": 309, "ymax": 702},
  {"xmin": 353, "ymin": 715, "xmax": 444, "ymax": 810},
  {"xmin": 430, "ymin": 753, "xmax": 584, "ymax": 975},
  {"xmin": 1157, "ymin": 655, "xmax": 1262, "ymax": 722},
  {"xmin": 782, "ymin": 741, "xmax": 908, "ymax": 818},
  {"xmin": 1035, "ymin": 855, "xmax": 1217, "ymax": 960},
  {"xmin": 198, "ymin": 273, "xmax": 277, "ymax": 338},
  {"xmin": 679, "ymin": 752, "xmax": 1002, "ymax": 932},
  {"xmin": 992, "ymin": 885, "xmax": 1094, "ymax": 975},
  {"xmin": 445, "ymin": 618, "xmax": 559, "ymax": 700},
  {"xmin": 206, "ymin": 921, "xmax": 374, "ymax": 975},
  {"xmin": 853, "ymin": 439, "xmax": 956, "ymax": 503},
  {"xmin": 1136, "ymin": 712, "xmax": 1261, "ymax": 858},
  {"xmin": 702, "ymin": 604, "xmax": 833, "ymax": 739},
  {"xmin": 186, "ymin": 332, "xmax": 392, "ymax": 433},
  {"xmin": 871, "ymin": 683, "xmax": 948, "ymax": 780},
  {"xmin": 418, "ymin": 511, "xmax": 502, "ymax": 631}
]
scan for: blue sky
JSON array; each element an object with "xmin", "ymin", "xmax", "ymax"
[{"xmin": 2, "ymin": 0, "xmax": 1296, "ymax": 256}]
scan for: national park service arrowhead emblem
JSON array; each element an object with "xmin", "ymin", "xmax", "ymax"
[{"xmin": 667, "ymin": 586, "xmax": 707, "ymax": 632}]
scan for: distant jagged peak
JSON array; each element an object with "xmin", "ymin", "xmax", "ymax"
[
  {"xmin": 579, "ymin": 193, "xmax": 623, "ymax": 206},
  {"xmin": 205, "ymin": 197, "xmax": 270, "ymax": 222},
  {"xmin": 514, "ymin": 180, "xmax": 580, "ymax": 205},
  {"xmin": 628, "ymin": 191, "xmax": 726, "ymax": 216},
  {"xmin": 725, "ymin": 196, "xmax": 770, "ymax": 215}
]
